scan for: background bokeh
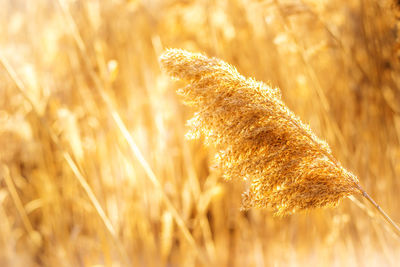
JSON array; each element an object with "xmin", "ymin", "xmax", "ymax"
[{"xmin": 1, "ymin": 0, "xmax": 400, "ymax": 266}]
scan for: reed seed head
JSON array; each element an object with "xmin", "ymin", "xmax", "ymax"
[{"xmin": 160, "ymin": 49, "xmax": 362, "ymax": 215}]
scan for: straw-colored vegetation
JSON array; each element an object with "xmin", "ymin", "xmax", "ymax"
[
  {"xmin": 160, "ymin": 48, "xmax": 362, "ymax": 215},
  {"xmin": 1, "ymin": 0, "xmax": 400, "ymax": 266}
]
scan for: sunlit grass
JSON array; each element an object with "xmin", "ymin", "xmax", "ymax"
[{"xmin": 1, "ymin": 0, "xmax": 400, "ymax": 266}]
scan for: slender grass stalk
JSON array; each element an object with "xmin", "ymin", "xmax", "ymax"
[{"xmin": 357, "ymin": 185, "xmax": 400, "ymax": 238}]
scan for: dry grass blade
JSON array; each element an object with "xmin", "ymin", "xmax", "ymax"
[{"xmin": 0, "ymin": 165, "xmax": 41, "ymax": 247}]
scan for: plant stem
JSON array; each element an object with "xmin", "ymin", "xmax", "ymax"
[{"xmin": 356, "ymin": 184, "xmax": 400, "ymax": 238}]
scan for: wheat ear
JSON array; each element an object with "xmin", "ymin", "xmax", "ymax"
[{"xmin": 160, "ymin": 49, "xmax": 400, "ymax": 235}]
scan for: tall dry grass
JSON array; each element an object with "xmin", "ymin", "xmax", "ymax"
[{"xmin": 1, "ymin": 0, "xmax": 400, "ymax": 266}]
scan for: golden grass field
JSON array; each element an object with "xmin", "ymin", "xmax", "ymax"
[{"xmin": 1, "ymin": 0, "xmax": 400, "ymax": 266}]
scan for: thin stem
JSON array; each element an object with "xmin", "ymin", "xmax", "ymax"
[{"xmin": 355, "ymin": 184, "xmax": 400, "ymax": 239}]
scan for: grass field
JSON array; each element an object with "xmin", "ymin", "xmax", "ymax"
[{"xmin": 1, "ymin": 0, "xmax": 400, "ymax": 266}]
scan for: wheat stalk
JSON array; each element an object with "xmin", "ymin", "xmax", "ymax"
[{"xmin": 160, "ymin": 49, "xmax": 400, "ymax": 235}]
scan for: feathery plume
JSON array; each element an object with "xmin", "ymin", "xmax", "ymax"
[{"xmin": 160, "ymin": 48, "xmax": 362, "ymax": 215}]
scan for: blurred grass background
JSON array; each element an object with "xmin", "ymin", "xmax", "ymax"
[{"xmin": 1, "ymin": 0, "xmax": 400, "ymax": 266}]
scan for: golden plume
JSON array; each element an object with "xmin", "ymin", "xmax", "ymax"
[{"xmin": 160, "ymin": 48, "xmax": 400, "ymax": 239}]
